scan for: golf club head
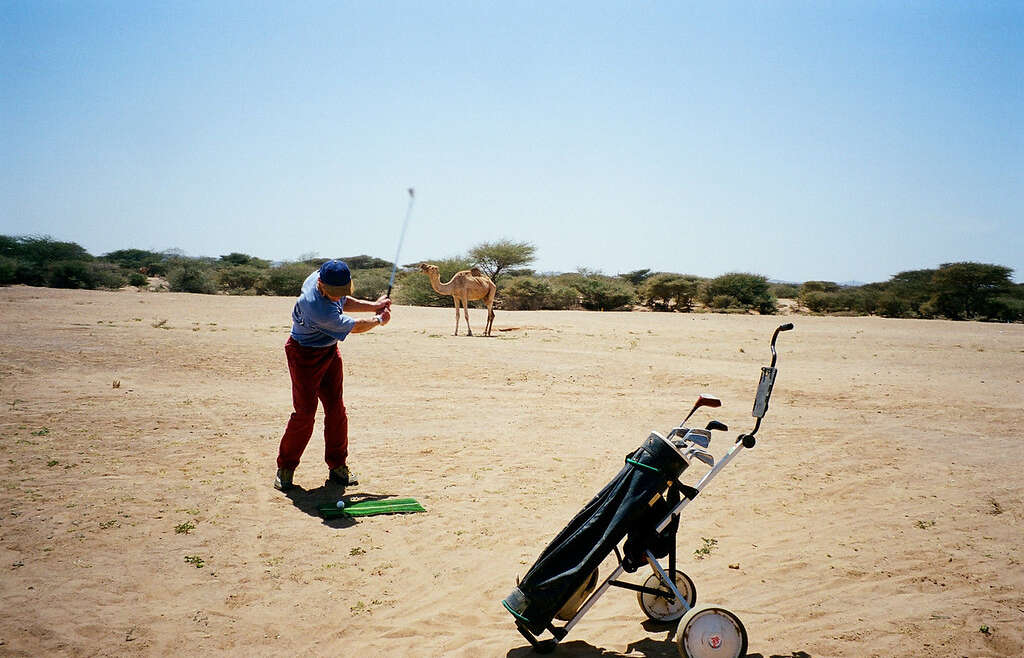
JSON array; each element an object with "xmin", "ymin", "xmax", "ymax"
[
  {"xmin": 696, "ymin": 394, "xmax": 722, "ymax": 409},
  {"xmin": 705, "ymin": 420, "xmax": 728, "ymax": 432},
  {"xmin": 682, "ymin": 429, "xmax": 711, "ymax": 449},
  {"xmin": 681, "ymin": 394, "xmax": 722, "ymax": 424}
]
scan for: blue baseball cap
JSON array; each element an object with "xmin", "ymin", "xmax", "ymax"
[{"xmin": 319, "ymin": 260, "xmax": 351, "ymax": 286}]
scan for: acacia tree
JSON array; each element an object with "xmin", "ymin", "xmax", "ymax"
[
  {"xmin": 641, "ymin": 273, "xmax": 702, "ymax": 311},
  {"xmin": 923, "ymin": 262, "xmax": 1014, "ymax": 320},
  {"xmin": 467, "ymin": 239, "xmax": 536, "ymax": 283}
]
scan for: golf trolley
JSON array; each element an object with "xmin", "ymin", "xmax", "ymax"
[{"xmin": 503, "ymin": 323, "xmax": 794, "ymax": 658}]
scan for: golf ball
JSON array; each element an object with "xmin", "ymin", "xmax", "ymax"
[{"xmin": 336, "ymin": 500, "xmax": 346, "ymax": 509}]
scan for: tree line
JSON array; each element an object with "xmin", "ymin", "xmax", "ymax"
[{"xmin": 1, "ymin": 234, "xmax": 1021, "ymax": 322}]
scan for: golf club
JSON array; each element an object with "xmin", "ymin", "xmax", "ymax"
[{"xmin": 386, "ymin": 187, "xmax": 415, "ymax": 298}]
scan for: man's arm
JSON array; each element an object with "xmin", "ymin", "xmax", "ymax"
[
  {"xmin": 343, "ymin": 295, "xmax": 391, "ymax": 313},
  {"xmin": 348, "ymin": 307, "xmax": 391, "ymax": 334}
]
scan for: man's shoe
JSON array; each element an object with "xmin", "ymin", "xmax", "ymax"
[
  {"xmin": 274, "ymin": 468, "xmax": 294, "ymax": 491},
  {"xmin": 329, "ymin": 465, "xmax": 359, "ymax": 487}
]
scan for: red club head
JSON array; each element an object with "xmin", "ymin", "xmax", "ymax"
[{"xmin": 695, "ymin": 394, "xmax": 721, "ymax": 409}]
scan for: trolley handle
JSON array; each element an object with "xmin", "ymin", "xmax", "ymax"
[{"xmin": 745, "ymin": 323, "xmax": 793, "ymax": 440}]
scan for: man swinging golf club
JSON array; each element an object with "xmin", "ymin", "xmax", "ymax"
[{"xmin": 274, "ymin": 259, "xmax": 391, "ymax": 492}]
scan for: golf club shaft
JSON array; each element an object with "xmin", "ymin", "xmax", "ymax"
[{"xmin": 386, "ymin": 188, "xmax": 415, "ymax": 298}]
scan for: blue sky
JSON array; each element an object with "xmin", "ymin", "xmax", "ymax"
[{"xmin": 2, "ymin": 1, "xmax": 1022, "ymax": 283}]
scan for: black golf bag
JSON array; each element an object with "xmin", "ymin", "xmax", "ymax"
[{"xmin": 503, "ymin": 432, "xmax": 690, "ymax": 636}]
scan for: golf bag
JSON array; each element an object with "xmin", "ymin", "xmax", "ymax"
[{"xmin": 502, "ymin": 432, "xmax": 690, "ymax": 636}]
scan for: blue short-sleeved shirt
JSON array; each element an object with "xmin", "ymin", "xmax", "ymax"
[{"xmin": 289, "ymin": 271, "xmax": 356, "ymax": 347}]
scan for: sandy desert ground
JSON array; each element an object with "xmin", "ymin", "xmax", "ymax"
[{"xmin": 0, "ymin": 285, "xmax": 1022, "ymax": 657}]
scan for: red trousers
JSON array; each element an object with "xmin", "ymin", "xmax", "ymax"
[{"xmin": 276, "ymin": 337, "xmax": 348, "ymax": 471}]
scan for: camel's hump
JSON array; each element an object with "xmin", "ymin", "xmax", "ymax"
[{"xmin": 470, "ymin": 267, "xmax": 483, "ymax": 277}]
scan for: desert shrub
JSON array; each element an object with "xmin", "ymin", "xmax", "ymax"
[
  {"xmin": 874, "ymin": 292, "xmax": 907, "ymax": 318},
  {"xmin": 167, "ymin": 261, "xmax": 217, "ymax": 294},
  {"xmin": 800, "ymin": 280, "xmax": 840, "ymax": 294},
  {"xmin": 128, "ymin": 272, "xmax": 149, "ymax": 287},
  {"xmin": 342, "ymin": 255, "xmax": 392, "ymax": 270},
  {"xmin": 710, "ymin": 294, "xmax": 739, "ymax": 309},
  {"xmin": 351, "ymin": 267, "xmax": 390, "ymax": 300},
  {"xmin": 799, "ymin": 291, "xmax": 831, "ymax": 313},
  {"xmin": 988, "ymin": 294, "xmax": 1024, "ymax": 322},
  {"xmin": 700, "ymin": 273, "xmax": 776, "ymax": 314},
  {"xmin": 769, "ymin": 282, "xmax": 800, "ymax": 299},
  {"xmin": 640, "ymin": 273, "xmax": 702, "ymax": 311},
  {"xmin": 91, "ymin": 262, "xmax": 130, "ymax": 289},
  {"xmin": 0, "ymin": 256, "xmax": 16, "ymax": 285},
  {"xmin": 42, "ymin": 260, "xmax": 126, "ymax": 289},
  {"xmin": 102, "ymin": 248, "xmax": 167, "ymax": 274},
  {"xmin": 217, "ymin": 264, "xmax": 266, "ymax": 292},
  {"xmin": 500, "ymin": 276, "xmax": 578, "ymax": 310},
  {"xmin": 923, "ymin": 262, "xmax": 1015, "ymax": 320},
  {"xmin": 556, "ymin": 273, "xmax": 635, "ymax": 311},
  {"xmin": 1, "ymin": 235, "xmax": 91, "ymax": 265},
  {"xmin": 12, "ymin": 260, "xmax": 44, "ymax": 286},
  {"xmin": 46, "ymin": 261, "xmax": 94, "ymax": 288},
  {"xmin": 218, "ymin": 252, "xmax": 270, "ymax": 268},
  {"xmin": 394, "ymin": 258, "xmax": 473, "ymax": 307},
  {"xmin": 618, "ymin": 269, "xmax": 653, "ymax": 286},
  {"xmin": 0, "ymin": 235, "xmax": 96, "ymax": 286},
  {"xmin": 263, "ymin": 262, "xmax": 314, "ymax": 296}
]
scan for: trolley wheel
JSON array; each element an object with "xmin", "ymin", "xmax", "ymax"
[
  {"xmin": 676, "ymin": 604, "xmax": 747, "ymax": 658},
  {"xmin": 636, "ymin": 569, "xmax": 697, "ymax": 622}
]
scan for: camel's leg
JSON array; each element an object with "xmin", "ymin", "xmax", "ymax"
[
  {"xmin": 463, "ymin": 298, "xmax": 473, "ymax": 336},
  {"xmin": 485, "ymin": 289, "xmax": 496, "ymax": 336},
  {"xmin": 453, "ymin": 299, "xmax": 460, "ymax": 336}
]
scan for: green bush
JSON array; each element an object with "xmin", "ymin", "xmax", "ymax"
[
  {"xmin": 640, "ymin": 273, "xmax": 702, "ymax": 311},
  {"xmin": 217, "ymin": 264, "xmax": 266, "ymax": 292},
  {"xmin": 769, "ymin": 282, "xmax": 801, "ymax": 299},
  {"xmin": 557, "ymin": 273, "xmax": 635, "ymax": 311},
  {"xmin": 217, "ymin": 252, "xmax": 270, "ymax": 268},
  {"xmin": 351, "ymin": 267, "xmax": 390, "ymax": 301},
  {"xmin": 800, "ymin": 280, "xmax": 840, "ymax": 294},
  {"xmin": 1, "ymin": 235, "xmax": 91, "ymax": 265},
  {"xmin": 0, "ymin": 256, "xmax": 16, "ymax": 285},
  {"xmin": 500, "ymin": 276, "xmax": 578, "ymax": 310},
  {"xmin": 701, "ymin": 273, "xmax": 776, "ymax": 314},
  {"xmin": 710, "ymin": 294, "xmax": 739, "ymax": 309},
  {"xmin": 342, "ymin": 255, "xmax": 392, "ymax": 270},
  {"xmin": 988, "ymin": 294, "xmax": 1024, "ymax": 322},
  {"xmin": 167, "ymin": 262, "xmax": 217, "ymax": 294},
  {"xmin": 101, "ymin": 248, "xmax": 167, "ymax": 274},
  {"xmin": 44, "ymin": 260, "xmax": 126, "ymax": 289},
  {"xmin": 128, "ymin": 272, "xmax": 149, "ymax": 287},
  {"xmin": 263, "ymin": 262, "xmax": 314, "ymax": 297}
]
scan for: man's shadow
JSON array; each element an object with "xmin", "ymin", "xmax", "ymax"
[{"xmin": 281, "ymin": 481, "xmax": 400, "ymax": 528}]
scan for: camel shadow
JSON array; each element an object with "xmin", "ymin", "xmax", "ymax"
[{"xmin": 280, "ymin": 482, "xmax": 399, "ymax": 528}]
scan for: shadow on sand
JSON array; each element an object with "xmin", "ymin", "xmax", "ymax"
[
  {"xmin": 280, "ymin": 481, "xmax": 401, "ymax": 528},
  {"xmin": 505, "ymin": 633, "xmax": 812, "ymax": 658}
]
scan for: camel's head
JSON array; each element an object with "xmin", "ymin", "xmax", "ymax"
[{"xmin": 419, "ymin": 263, "xmax": 438, "ymax": 274}]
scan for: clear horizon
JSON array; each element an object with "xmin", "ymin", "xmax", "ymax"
[{"xmin": 3, "ymin": 2, "xmax": 1022, "ymax": 283}]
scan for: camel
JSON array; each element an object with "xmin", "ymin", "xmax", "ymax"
[{"xmin": 419, "ymin": 263, "xmax": 496, "ymax": 336}]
